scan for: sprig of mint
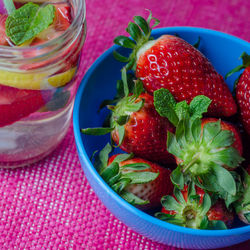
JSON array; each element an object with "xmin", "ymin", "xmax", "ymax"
[
  {"xmin": 153, "ymin": 88, "xmax": 212, "ymax": 127},
  {"xmin": 5, "ymin": 2, "xmax": 55, "ymax": 46}
]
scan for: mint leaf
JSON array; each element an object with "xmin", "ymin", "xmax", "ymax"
[
  {"xmin": 189, "ymin": 95, "xmax": 211, "ymax": 121},
  {"xmin": 154, "ymin": 88, "xmax": 179, "ymax": 126},
  {"xmin": 6, "ymin": 3, "xmax": 55, "ymax": 45}
]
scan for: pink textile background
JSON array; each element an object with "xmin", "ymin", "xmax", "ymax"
[{"xmin": 0, "ymin": 0, "xmax": 250, "ymax": 249}]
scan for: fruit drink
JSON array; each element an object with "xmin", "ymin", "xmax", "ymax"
[{"xmin": 0, "ymin": 0, "xmax": 86, "ymax": 167}]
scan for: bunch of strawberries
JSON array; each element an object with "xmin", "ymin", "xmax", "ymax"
[{"xmin": 82, "ymin": 12, "xmax": 250, "ymax": 229}]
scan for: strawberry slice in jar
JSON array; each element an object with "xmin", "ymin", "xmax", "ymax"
[{"xmin": 0, "ymin": 84, "xmax": 48, "ymax": 127}]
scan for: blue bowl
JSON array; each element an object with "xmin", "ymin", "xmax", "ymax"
[{"xmin": 73, "ymin": 27, "xmax": 250, "ymax": 249}]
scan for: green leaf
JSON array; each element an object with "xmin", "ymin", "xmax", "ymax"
[
  {"xmin": 6, "ymin": 3, "xmax": 55, "ymax": 45},
  {"xmin": 134, "ymin": 80, "xmax": 144, "ymax": 98},
  {"xmin": 241, "ymin": 52, "xmax": 250, "ymax": 67},
  {"xmin": 114, "ymin": 115, "xmax": 129, "ymax": 126},
  {"xmin": 100, "ymin": 162, "xmax": 119, "ymax": 182},
  {"xmin": 3, "ymin": 0, "xmax": 16, "ymax": 14},
  {"xmin": 209, "ymin": 130, "xmax": 234, "ymax": 148},
  {"xmin": 126, "ymin": 22, "xmax": 143, "ymax": 43},
  {"xmin": 193, "ymin": 36, "xmax": 201, "ymax": 49},
  {"xmin": 112, "ymin": 153, "xmax": 133, "ymax": 164},
  {"xmin": 174, "ymin": 187, "xmax": 186, "ymax": 204},
  {"xmin": 189, "ymin": 95, "xmax": 212, "ymax": 121},
  {"xmin": 108, "ymin": 172, "xmax": 122, "ymax": 186},
  {"xmin": 117, "ymin": 125, "xmax": 125, "ymax": 146},
  {"xmin": 113, "ymin": 35, "xmax": 136, "ymax": 49},
  {"xmin": 167, "ymin": 132, "xmax": 183, "ymax": 159},
  {"xmin": 225, "ymin": 52, "xmax": 250, "ymax": 79},
  {"xmin": 154, "ymin": 89, "xmax": 179, "ymax": 126},
  {"xmin": 122, "ymin": 162, "xmax": 150, "ymax": 171},
  {"xmin": 187, "ymin": 182, "xmax": 196, "ymax": 197},
  {"xmin": 121, "ymin": 190, "xmax": 148, "ymax": 205},
  {"xmin": 161, "ymin": 195, "xmax": 181, "ymax": 211},
  {"xmin": 122, "ymin": 171, "xmax": 158, "ymax": 184},
  {"xmin": 175, "ymin": 101, "xmax": 189, "ymax": 121},
  {"xmin": 81, "ymin": 127, "xmax": 114, "ymax": 136},
  {"xmin": 212, "ymin": 164, "xmax": 236, "ymax": 196},
  {"xmin": 200, "ymin": 216, "xmax": 209, "ymax": 229},
  {"xmin": 126, "ymin": 100, "xmax": 144, "ymax": 112},
  {"xmin": 151, "ymin": 17, "xmax": 160, "ymax": 28},
  {"xmin": 122, "ymin": 68, "xmax": 129, "ymax": 97},
  {"xmin": 191, "ymin": 118, "xmax": 202, "ymax": 143},
  {"xmin": 113, "ymin": 50, "xmax": 130, "ymax": 62},
  {"xmin": 112, "ymin": 178, "xmax": 131, "ymax": 193},
  {"xmin": 133, "ymin": 16, "xmax": 150, "ymax": 36},
  {"xmin": 212, "ymin": 147, "xmax": 244, "ymax": 168},
  {"xmin": 244, "ymin": 213, "xmax": 250, "ymax": 223},
  {"xmin": 155, "ymin": 212, "xmax": 184, "ymax": 226},
  {"xmin": 175, "ymin": 119, "xmax": 186, "ymax": 148},
  {"xmin": 170, "ymin": 166, "xmax": 184, "ymax": 190},
  {"xmin": 94, "ymin": 143, "xmax": 112, "ymax": 172},
  {"xmin": 200, "ymin": 193, "xmax": 211, "ymax": 215},
  {"xmin": 225, "ymin": 65, "xmax": 244, "ymax": 79},
  {"xmin": 202, "ymin": 121, "xmax": 221, "ymax": 144},
  {"xmin": 208, "ymin": 220, "xmax": 227, "ymax": 230}
]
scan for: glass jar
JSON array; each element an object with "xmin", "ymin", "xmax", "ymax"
[{"xmin": 0, "ymin": 0, "xmax": 86, "ymax": 168}]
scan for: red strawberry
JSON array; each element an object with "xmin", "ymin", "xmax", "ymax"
[
  {"xmin": 226, "ymin": 52, "xmax": 250, "ymax": 135},
  {"xmin": 53, "ymin": 3, "xmax": 71, "ymax": 31},
  {"xmin": 157, "ymin": 184, "xmax": 234, "ymax": 229},
  {"xmin": 114, "ymin": 13, "xmax": 237, "ymax": 117},
  {"xmin": 82, "ymin": 73, "xmax": 175, "ymax": 165},
  {"xmin": 0, "ymin": 14, "xmax": 8, "ymax": 46},
  {"xmin": 234, "ymin": 165, "xmax": 250, "ymax": 224},
  {"xmin": 111, "ymin": 92, "xmax": 175, "ymax": 164},
  {"xmin": 0, "ymin": 84, "xmax": 49, "ymax": 127},
  {"xmin": 99, "ymin": 148, "xmax": 173, "ymax": 209}
]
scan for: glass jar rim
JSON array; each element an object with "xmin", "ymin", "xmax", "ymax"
[{"xmin": 0, "ymin": 0, "xmax": 86, "ymax": 61}]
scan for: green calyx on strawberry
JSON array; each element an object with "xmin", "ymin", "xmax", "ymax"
[
  {"xmin": 81, "ymin": 68, "xmax": 144, "ymax": 146},
  {"xmin": 155, "ymin": 183, "xmax": 228, "ymax": 229},
  {"xmin": 113, "ymin": 10, "xmax": 159, "ymax": 70},
  {"xmin": 94, "ymin": 143, "xmax": 160, "ymax": 205},
  {"xmin": 234, "ymin": 166, "xmax": 250, "ymax": 224},
  {"xmin": 154, "ymin": 88, "xmax": 244, "ymax": 199},
  {"xmin": 225, "ymin": 52, "xmax": 250, "ymax": 82}
]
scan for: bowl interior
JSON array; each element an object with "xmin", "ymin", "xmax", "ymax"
[{"xmin": 74, "ymin": 27, "xmax": 250, "ymax": 237}]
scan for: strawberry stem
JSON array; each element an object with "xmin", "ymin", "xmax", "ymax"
[{"xmin": 183, "ymin": 153, "xmax": 200, "ymax": 173}]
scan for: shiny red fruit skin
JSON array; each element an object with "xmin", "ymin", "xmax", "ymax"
[
  {"xmin": 0, "ymin": 84, "xmax": 47, "ymax": 127},
  {"xmin": 236, "ymin": 67, "xmax": 250, "ymax": 135},
  {"xmin": 201, "ymin": 118, "xmax": 243, "ymax": 156},
  {"xmin": 207, "ymin": 200, "xmax": 234, "ymax": 225},
  {"xmin": 0, "ymin": 14, "xmax": 8, "ymax": 46},
  {"xmin": 111, "ymin": 93, "xmax": 175, "ymax": 165},
  {"xmin": 136, "ymin": 35, "xmax": 237, "ymax": 117},
  {"xmin": 108, "ymin": 155, "xmax": 173, "ymax": 209}
]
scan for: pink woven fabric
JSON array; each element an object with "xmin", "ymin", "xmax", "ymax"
[{"xmin": 0, "ymin": 0, "xmax": 250, "ymax": 249}]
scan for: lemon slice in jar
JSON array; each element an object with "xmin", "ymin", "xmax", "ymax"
[{"xmin": 0, "ymin": 67, "xmax": 76, "ymax": 90}]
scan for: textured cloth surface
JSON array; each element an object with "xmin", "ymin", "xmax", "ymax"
[{"xmin": 0, "ymin": 0, "xmax": 250, "ymax": 249}]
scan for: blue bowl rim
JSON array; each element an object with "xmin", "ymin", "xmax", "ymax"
[{"xmin": 73, "ymin": 27, "xmax": 250, "ymax": 237}]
